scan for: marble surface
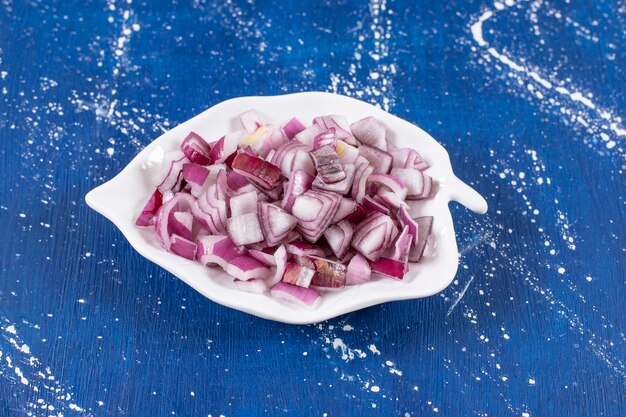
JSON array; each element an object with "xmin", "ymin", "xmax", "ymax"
[{"xmin": 0, "ymin": 0, "xmax": 624, "ymax": 416}]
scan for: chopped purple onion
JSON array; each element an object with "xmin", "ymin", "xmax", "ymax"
[{"xmin": 138, "ymin": 111, "xmax": 440, "ymax": 306}]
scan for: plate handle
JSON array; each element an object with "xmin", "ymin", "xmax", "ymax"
[{"xmin": 447, "ymin": 176, "xmax": 488, "ymax": 214}]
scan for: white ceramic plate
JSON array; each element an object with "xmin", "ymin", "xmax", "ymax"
[{"xmin": 85, "ymin": 92, "xmax": 487, "ymax": 324}]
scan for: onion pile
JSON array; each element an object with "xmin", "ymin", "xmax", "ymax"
[{"xmin": 137, "ymin": 111, "xmax": 434, "ymax": 308}]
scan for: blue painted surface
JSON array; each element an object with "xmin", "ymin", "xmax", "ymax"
[{"xmin": 1, "ymin": 0, "xmax": 624, "ymax": 416}]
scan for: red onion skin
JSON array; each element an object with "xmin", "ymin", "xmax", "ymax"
[
  {"xmin": 209, "ymin": 136, "xmax": 226, "ymax": 163},
  {"xmin": 223, "ymin": 150, "xmax": 238, "ymax": 168},
  {"xmin": 341, "ymin": 202, "xmax": 368, "ymax": 224},
  {"xmin": 312, "ymin": 164, "xmax": 355, "ymax": 195},
  {"xmin": 182, "ymin": 163, "xmax": 210, "ymax": 185},
  {"xmin": 309, "ymin": 145, "xmax": 346, "ymax": 184},
  {"xmin": 226, "ymin": 171, "xmax": 250, "ymax": 190},
  {"xmin": 182, "ymin": 163, "xmax": 210, "ymax": 197},
  {"xmin": 169, "ymin": 234, "xmax": 197, "ymax": 260},
  {"xmin": 369, "ymin": 257, "xmax": 406, "ymax": 280},
  {"xmin": 181, "ymin": 132, "xmax": 212, "ymax": 165},
  {"xmin": 282, "ymin": 117, "xmax": 306, "ymax": 140},
  {"xmin": 168, "ymin": 211, "xmax": 193, "ymax": 240},
  {"xmin": 226, "ymin": 256, "xmax": 271, "ymax": 280},
  {"xmin": 282, "ymin": 262, "xmax": 315, "ymax": 288},
  {"xmin": 310, "ymin": 257, "xmax": 347, "ymax": 288},
  {"xmin": 136, "ymin": 190, "xmax": 163, "ymax": 226},
  {"xmin": 231, "ymin": 153, "xmax": 284, "ymax": 191}
]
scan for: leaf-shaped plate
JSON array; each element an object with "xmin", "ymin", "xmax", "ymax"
[{"xmin": 86, "ymin": 92, "xmax": 487, "ymax": 324}]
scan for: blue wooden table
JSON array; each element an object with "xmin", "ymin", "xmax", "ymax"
[{"xmin": 1, "ymin": 1, "xmax": 624, "ymax": 415}]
